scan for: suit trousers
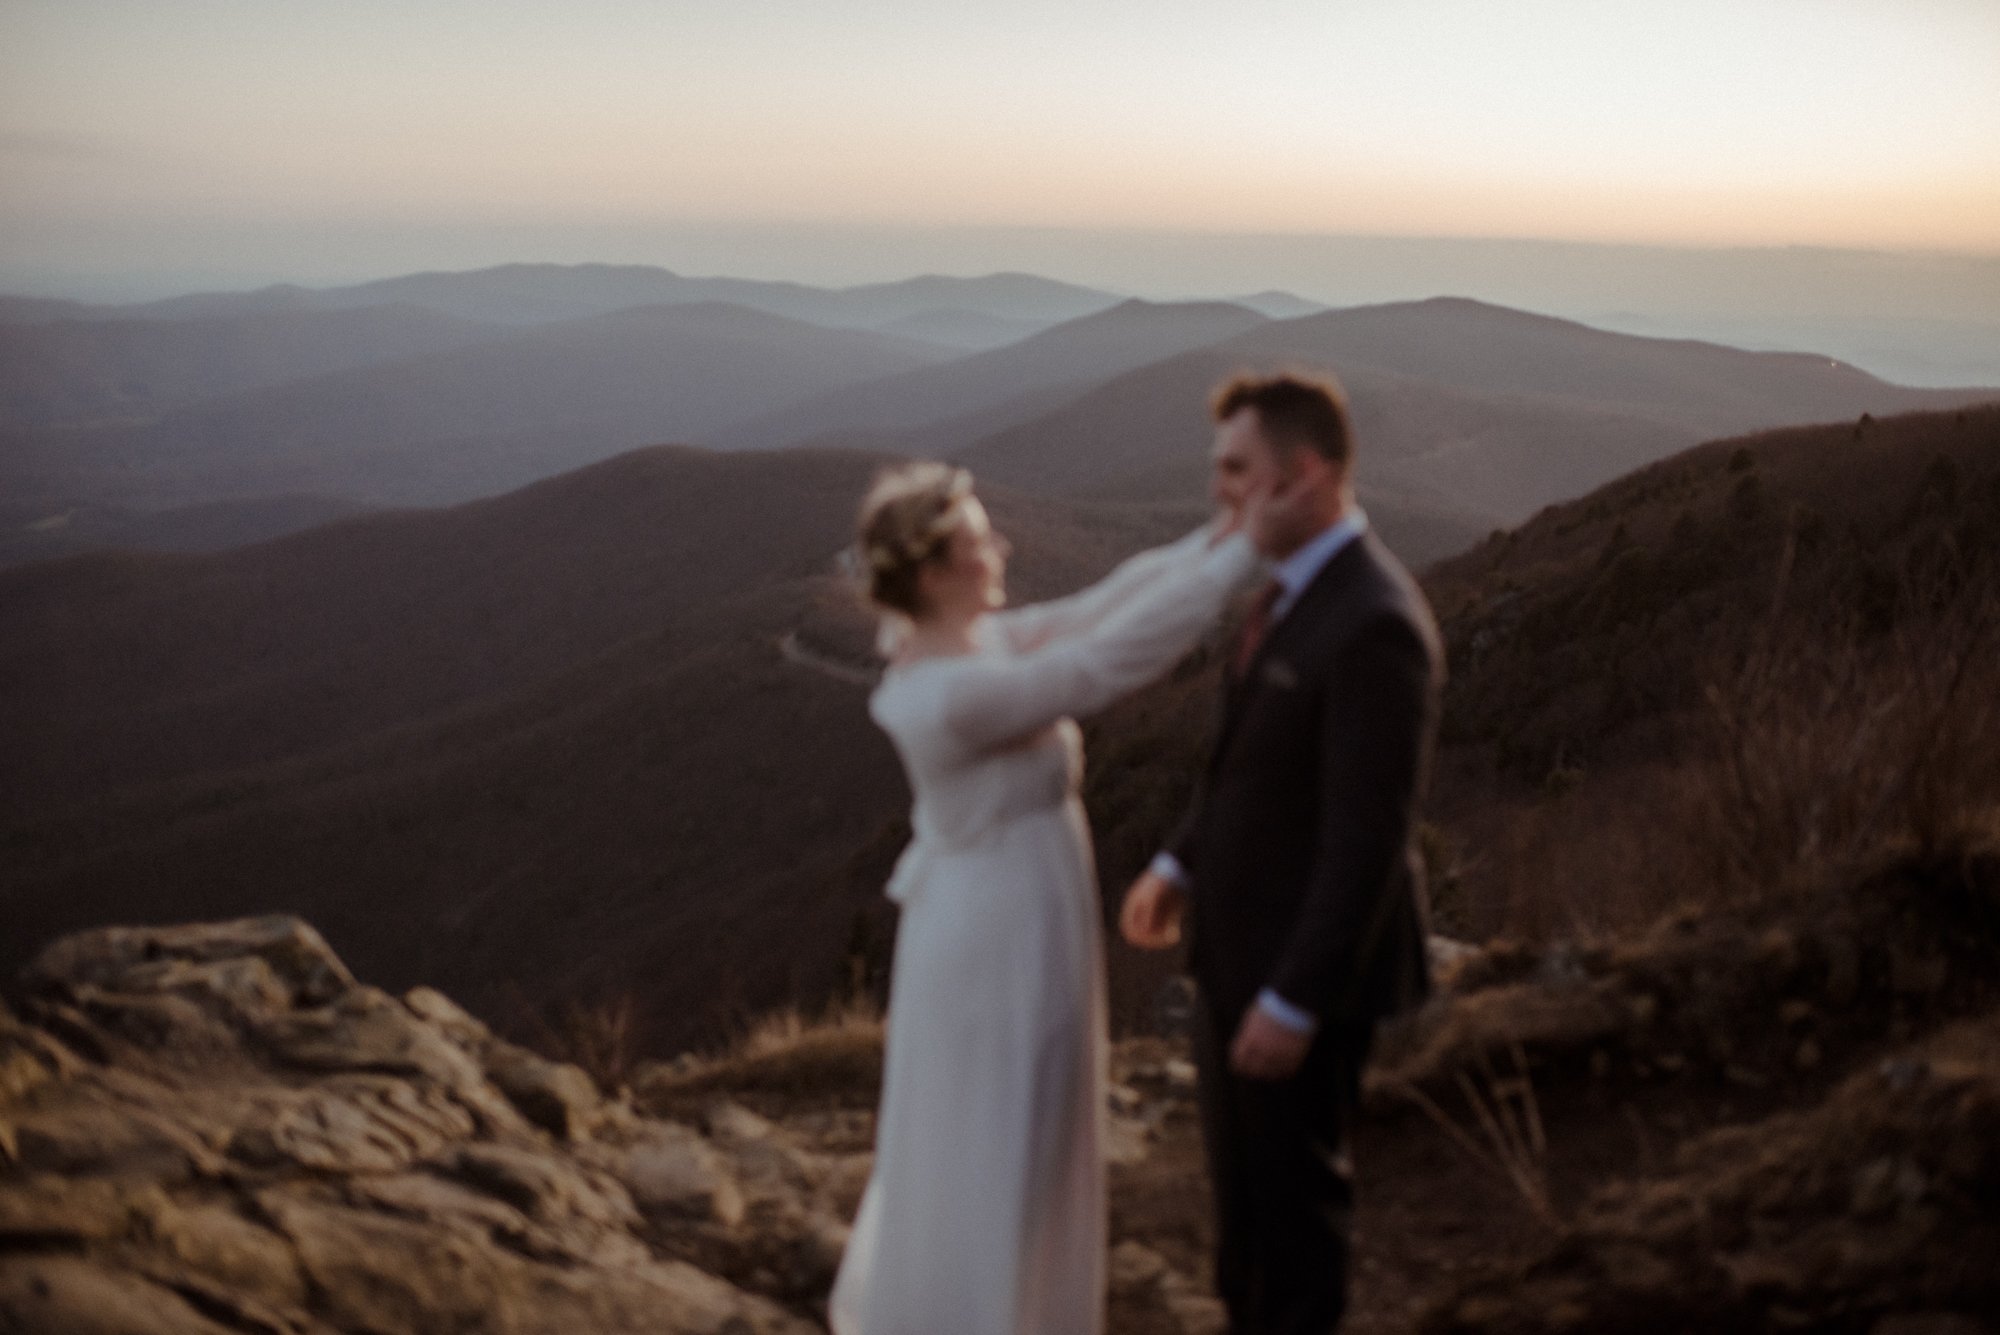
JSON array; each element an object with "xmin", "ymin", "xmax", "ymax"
[{"xmin": 1193, "ymin": 999, "xmax": 1374, "ymax": 1335}]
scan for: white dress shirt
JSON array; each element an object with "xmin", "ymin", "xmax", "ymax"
[{"xmin": 1148, "ymin": 506, "xmax": 1369, "ymax": 1037}]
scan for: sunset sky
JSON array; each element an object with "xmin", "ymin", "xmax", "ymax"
[{"xmin": 3, "ymin": 0, "xmax": 1997, "ymax": 298}]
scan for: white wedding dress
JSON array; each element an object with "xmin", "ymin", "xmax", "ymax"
[{"xmin": 830, "ymin": 526, "xmax": 1257, "ymax": 1335}]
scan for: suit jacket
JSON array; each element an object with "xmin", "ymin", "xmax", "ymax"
[{"xmin": 1172, "ymin": 529, "xmax": 1444, "ymax": 1031}]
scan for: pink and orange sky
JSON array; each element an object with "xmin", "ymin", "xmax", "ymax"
[{"xmin": 3, "ymin": 0, "xmax": 1997, "ymax": 298}]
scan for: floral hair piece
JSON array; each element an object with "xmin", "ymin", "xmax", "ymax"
[{"xmin": 849, "ymin": 466, "xmax": 973, "ymax": 580}]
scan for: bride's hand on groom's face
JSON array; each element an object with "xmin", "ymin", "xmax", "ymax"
[
  {"xmin": 1249, "ymin": 471, "xmax": 1321, "ymax": 554},
  {"xmin": 1213, "ymin": 480, "xmax": 1276, "ymax": 543}
]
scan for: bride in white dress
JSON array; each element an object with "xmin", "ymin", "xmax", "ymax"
[{"xmin": 830, "ymin": 463, "xmax": 1260, "ymax": 1335}]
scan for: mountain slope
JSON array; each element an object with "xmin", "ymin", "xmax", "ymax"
[
  {"xmin": 869, "ymin": 307, "xmax": 1046, "ymax": 350},
  {"xmin": 0, "ymin": 303, "xmax": 507, "ymax": 427},
  {"xmin": 1224, "ymin": 297, "xmax": 1982, "ymax": 437},
  {"xmin": 13, "ymin": 285, "xmax": 1985, "ymax": 566},
  {"xmin": 957, "ymin": 345, "xmax": 1690, "ymax": 524},
  {"xmin": 958, "ymin": 299, "xmax": 1994, "ymax": 525},
  {"xmin": 0, "ymin": 493, "xmax": 374, "ymax": 567},
  {"xmin": 0, "ymin": 443, "xmax": 1195, "ymax": 1044},
  {"xmin": 1424, "ymin": 401, "xmax": 2000, "ymax": 786},
  {"xmin": 8, "ymin": 264, "xmax": 1122, "ymax": 332},
  {"xmin": 0, "ymin": 446, "xmax": 890, "ymax": 819},
  {"xmin": 711, "ymin": 299, "xmax": 1270, "ymax": 453},
  {"xmin": 5, "ymin": 408, "xmax": 1994, "ymax": 1049},
  {"xmin": 13, "ymin": 303, "xmax": 953, "ymax": 509}
]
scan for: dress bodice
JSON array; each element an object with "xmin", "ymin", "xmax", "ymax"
[
  {"xmin": 872, "ymin": 633, "xmax": 1084, "ymax": 855},
  {"xmin": 861, "ymin": 526, "xmax": 1260, "ymax": 904}
]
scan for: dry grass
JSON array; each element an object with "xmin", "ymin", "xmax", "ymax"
[
  {"xmin": 1386, "ymin": 1042, "xmax": 1554, "ymax": 1226},
  {"xmin": 1472, "ymin": 567, "xmax": 2000, "ymax": 943},
  {"xmin": 635, "ymin": 995, "xmax": 886, "ymax": 1120},
  {"xmin": 1452, "ymin": 518, "xmax": 2000, "ymax": 945},
  {"xmin": 1422, "ymin": 406, "xmax": 2000, "ymax": 946},
  {"xmin": 554, "ymin": 992, "xmax": 647, "ymax": 1093},
  {"xmin": 1473, "ymin": 761, "xmax": 1710, "ymax": 941},
  {"xmin": 728, "ymin": 993, "xmax": 884, "ymax": 1063},
  {"xmin": 508, "ymin": 986, "xmax": 650, "ymax": 1094},
  {"xmin": 1699, "ymin": 543, "xmax": 2000, "ymax": 892}
]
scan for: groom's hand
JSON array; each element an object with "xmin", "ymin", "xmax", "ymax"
[
  {"xmin": 1230, "ymin": 1006, "xmax": 1311, "ymax": 1080},
  {"xmin": 1119, "ymin": 872, "xmax": 1184, "ymax": 949}
]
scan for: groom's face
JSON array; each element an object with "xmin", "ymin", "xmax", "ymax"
[
  {"xmin": 1211, "ymin": 408, "xmax": 1296, "ymax": 557},
  {"xmin": 1210, "ymin": 408, "xmax": 1280, "ymax": 515},
  {"xmin": 1213, "ymin": 408, "xmax": 1342, "ymax": 558}
]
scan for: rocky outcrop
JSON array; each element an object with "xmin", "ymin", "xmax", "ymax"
[
  {"xmin": 0, "ymin": 915, "xmax": 1227, "ymax": 1335},
  {"xmin": 0, "ymin": 916, "xmax": 827, "ymax": 1334}
]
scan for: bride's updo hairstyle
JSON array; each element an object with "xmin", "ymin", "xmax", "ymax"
[{"xmin": 852, "ymin": 462, "xmax": 975, "ymax": 618}]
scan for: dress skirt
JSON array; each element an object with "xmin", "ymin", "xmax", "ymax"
[{"xmin": 830, "ymin": 798, "xmax": 1107, "ymax": 1335}]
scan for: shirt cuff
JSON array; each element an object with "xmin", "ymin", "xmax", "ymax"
[
  {"xmin": 1147, "ymin": 851, "xmax": 1190, "ymax": 891},
  {"xmin": 1255, "ymin": 988, "xmax": 1318, "ymax": 1036}
]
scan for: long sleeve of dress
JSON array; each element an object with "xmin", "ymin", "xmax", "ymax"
[
  {"xmin": 991, "ymin": 524, "xmax": 1219, "ymax": 653},
  {"xmin": 937, "ymin": 533, "xmax": 1259, "ymax": 752}
]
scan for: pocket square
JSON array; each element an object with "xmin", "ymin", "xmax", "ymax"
[{"xmin": 1261, "ymin": 659, "xmax": 1300, "ymax": 689}]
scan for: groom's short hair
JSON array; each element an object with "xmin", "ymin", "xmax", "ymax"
[{"xmin": 1211, "ymin": 371, "xmax": 1353, "ymax": 467}]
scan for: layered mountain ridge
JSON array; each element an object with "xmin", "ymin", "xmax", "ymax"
[{"xmin": 4, "ymin": 403, "xmax": 1994, "ymax": 1052}]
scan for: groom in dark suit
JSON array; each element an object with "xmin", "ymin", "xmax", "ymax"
[{"xmin": 1120, "ymin": 371, "xmax": 1442, "ymax": 1333}]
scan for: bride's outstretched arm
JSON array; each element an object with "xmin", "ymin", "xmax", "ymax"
[
  {"xmin": 991, "ymin": 523, "xmax": 1220, "ymax": 653},
  {"xmin": 938, "ymin": 532, "xmax": 1258, "ymax": 751}
]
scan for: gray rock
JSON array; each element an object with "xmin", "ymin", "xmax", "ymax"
[
  {"xmin": 705, "ymin": 1099, "xmax": 777, "ymax": 1145},
  {"xmin": 401, "ymin": 985, "xmax": 493, "ymax": 1047},
  {"xmin": 0, "ymin": 1176, "xmax": 153, "ymax": 1246},
  {"xmin": 255, "ymin": 986, "xmax": 487, "ymax": 1089},
  {"xmin": 60, "ymin": 986, "xmax": 248, "ymax": 1061},
  {"xmin": 450, "ymin": 1141, "xmax": 639, "ymax": 1231},
  {"xmin": 228, "ymin": 1077, "xmax": 477, "ymax": 1175},
  {"xmin": 24, "ymin": 917, "xmax": 356, "ymax": 1007},
  {"xmin": 483, "ymin": 1040, "xmax": 602, "ymax": 1141},
  {"xmin": 261, "ymin": 1188, "xmax": 811, "ymax": 1335},
  {"xmin": 124, "ymin": 1195, "xmax": 313, "ymax": 1317},
  {"xmin": 0, "ymin": 916, "xmax": 824, "ymax": 1334},
  {"xmin": 0, "ymin": 1002, "xmax": 82, "ymax": 1104},
  {"xmin": 0, "ymin": 1254, "xmax": 241, "ymax": 1334},
  {"xmin": 616, "ymin": 1122, "xmax": 747, "ymax": 1225},
  {"xmin": 10, "ymin": 1101, "xmax": 217, "ymax": 1182}
]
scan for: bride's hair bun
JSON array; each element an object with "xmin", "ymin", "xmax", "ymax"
[{"xmin": 851, "ymin": 462, "xmax": 974, "ymax": 617}]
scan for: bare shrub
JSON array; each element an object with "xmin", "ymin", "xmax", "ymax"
[{"xmin": 558, "ymin": 991, "xmax": 647, "ymax": 1093}]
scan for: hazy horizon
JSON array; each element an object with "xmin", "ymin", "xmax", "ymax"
[
  {"xmin": 7, "ymin": 1, "xmax": 1997, "ymax": 288},
  {"xmin": 5, "ymin": 224, "xmax": 1998, "ymax": 309},
  {"xmin": 9, "ymin": 229, "xmax": 1997, "ymax": 388},
  {"xmin": 8, "ymin": 0, "xmax": 1998, "ymax": 383}
]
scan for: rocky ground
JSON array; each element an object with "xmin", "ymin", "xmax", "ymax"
[
  {"xmin": 5, "ymin": 844, "xmax": 1997, "ymax": 1333},
  {"xmin": 1387, "ymin": 847, "xmax": 2000, "ymax": 1335},
  {"xmin": 0, "ymin": 917, "xmax": 831, "ymax": 1334}
]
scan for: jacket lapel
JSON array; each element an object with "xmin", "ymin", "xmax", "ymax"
[{"xmin": 1211, "ymin": 537, "xmax": 1367, "ymax": 761}]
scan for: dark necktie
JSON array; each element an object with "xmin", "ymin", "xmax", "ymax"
[{"xmin": 1231, "ymin": 579, "xmax": 1284, "ymax": 678}]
